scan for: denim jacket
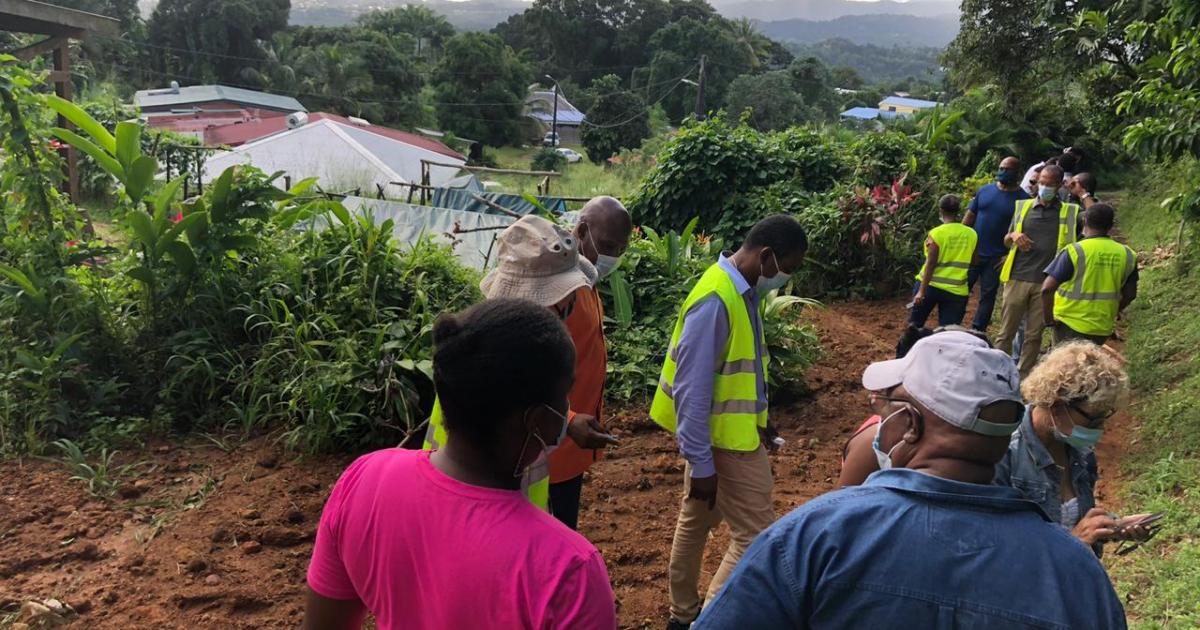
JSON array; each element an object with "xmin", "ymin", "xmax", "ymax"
[{"xmin": 994, "ymin": 407, "xmax": 1099, "ymax": 530}]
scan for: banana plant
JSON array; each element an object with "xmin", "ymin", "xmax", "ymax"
[
  {"xmin": 45, "ymin": 96, "xmax": 200, "ymax": 291},
  {"xmin": 126, "ymin": 176, "xmax": 203, "ymax": 286},
  {"xmin": 46, "ymin": 95, "xmax": 157, "ymax": 205}
]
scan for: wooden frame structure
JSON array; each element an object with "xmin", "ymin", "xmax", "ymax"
[
  {"xmin": 2, "ymin": 0, "xmax": 118, "ymax": 202},
  {"xmin": 416, "ymin": 159, "xmax": 562, "ymax": 206}
]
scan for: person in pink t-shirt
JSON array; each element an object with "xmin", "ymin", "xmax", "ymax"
[{"xmin": 303, "ymin": 299, "xmax": 617, "ymax": 630}]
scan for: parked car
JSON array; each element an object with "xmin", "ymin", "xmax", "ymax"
[
  {"xmin": 555, "ymin": 148, "xmax": 583, "ymax": 163},
  {"xmin": 542, "ymin": 131, "xmax": 560, "ymax": 147}
]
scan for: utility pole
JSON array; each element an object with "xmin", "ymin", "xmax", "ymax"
[
  {"xmin": 546, "ymin": 75, "xmax": 560, "ymax": 146},
  {"xmin": 695, "ymin": 55, "xmax": 707, "ymax": 121}
]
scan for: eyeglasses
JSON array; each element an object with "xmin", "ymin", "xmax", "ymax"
[{"xmin": 1069, "ymin": 402, "xmax": 1116, "ymax": 427}]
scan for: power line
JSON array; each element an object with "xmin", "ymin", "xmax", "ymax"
[{"xmin": 580, "ymin": 64, "xmax": 697, "ymax": 130}]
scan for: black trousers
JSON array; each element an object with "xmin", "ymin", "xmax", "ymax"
[{"xmin": 548, "ymin": 474, "xmax": 584, "ymax": 530}]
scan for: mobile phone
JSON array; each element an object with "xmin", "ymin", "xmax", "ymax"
[{"xmin": 1115, "ymin": 511, "xmax": 1166, "ymax": 530}]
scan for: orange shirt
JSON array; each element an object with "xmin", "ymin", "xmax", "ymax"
[{"xmin": 550, "ymin": 285, "xmax": 607, "ymax": 482}]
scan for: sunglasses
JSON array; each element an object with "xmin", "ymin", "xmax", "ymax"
[{"xmin": 1069, "ymin": 402, "xmax": 1116, "ymax": 427}]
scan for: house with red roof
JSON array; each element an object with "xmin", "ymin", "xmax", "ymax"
[{"xmin": 200, "ymin": 113, "xmax": 467, "ymax": 193}]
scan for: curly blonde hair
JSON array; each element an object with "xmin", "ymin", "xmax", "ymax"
[{"xmin": 1022, "ymin": 342, "xmax": 1130, "ymax": 411}]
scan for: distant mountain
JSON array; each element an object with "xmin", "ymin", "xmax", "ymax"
[
  {"xmin": 287, "ymin": 0, "xmax": 528, "ymax": 29},
  {"xmin": 139, "ymin": 0, "xmax": 960, "ymax": 33},
  {"xmin": 289, "ymin": 0, "xmax": 529, "ymax": 30},
  {"xmin": 759, "ymin": 14, "xmax": 960, "ymax": 49},
  {"xmin": 713, "ymin": 0, "xmax": 959, "ymax": 22}
]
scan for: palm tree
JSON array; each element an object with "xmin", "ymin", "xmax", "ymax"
[
  {"xmin": 726, "ymin": 18, "xmax": 769, "ymax": 69},
  {"xmin": 295, "ymin": 44, "xmax": 373, "ymax": 117}
]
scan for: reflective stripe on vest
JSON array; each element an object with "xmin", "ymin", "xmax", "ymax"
[
  {"xmin": 916, "ymin": 223, "xmax": 977, "ymax": 296},
  {"xmin": 649, "ymin": 263, "xmax": 768, "ymax": 452},
  {"xmin": 1054, "ymin": 238, "xmax": 1136, "ymax": 337},
  {"xmin": 1001, "ymin": 200, "xmax": 1079, "ymax": 283},
  {"xmin": 423, "ymin": 399, "xmax": 551, "ymax": 511}
]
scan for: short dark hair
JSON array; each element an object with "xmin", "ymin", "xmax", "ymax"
[
  {"xmin": 939, "ymin": 194, "xmax": 961, "ymax": 216},
  {"xmin": 433, "ymin": 298, "xmax": 575, "ymax": 445},
  {"xmin": 1042, "ymin": 164, "xmax": 1065, "ymax": 183},
  {"xmin": 1074, "ymin": 172, "xmax": 1097, "ymax": 194},
  {"xmin": 743, "ymin": 214, "xmax": 808, "ymax": 258},
  {"xmin": 1084, "ymin": 203, "xmax": 1115, "ymax": 232},
  {"xmin": 1058, "ymin": 153, "xmax": 1078, "ymax": 173}
]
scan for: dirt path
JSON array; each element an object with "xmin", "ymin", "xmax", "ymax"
[{"xmin": 1, "ymin": 296, "xmax": 1131, "ymax": 629}]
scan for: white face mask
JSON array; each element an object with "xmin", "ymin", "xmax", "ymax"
[
  {"xmin": 871, "ymin": 408, "xmax": 909, "ymax": 470},
  {"xmin": 595, "ymin": 254, "xmax": 621, "ymax": 278},
  {"xmin": 1037, "ymin": 184, "xmax": 1058, "ymax": 202},
  {"xmin": 513, "ymin": 403, "xmax": 570, "ymax": 479},
  {"xmin": 756, "ymin": 250, "xmax": 790, "ymax": 294}
]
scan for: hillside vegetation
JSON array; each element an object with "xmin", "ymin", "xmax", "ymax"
[{"xmin": 1106, "ymin": 160, "xmax": 1200, "ymax": 628}]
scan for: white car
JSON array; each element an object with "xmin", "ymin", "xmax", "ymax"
[{"xmin": 555, "ymin": 147, "xmax": 583, "ymax": 163}]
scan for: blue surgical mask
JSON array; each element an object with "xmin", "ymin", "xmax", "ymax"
[
  {"xmin": 871, "ymin": 408, "xmax": 909, "ymax": 470},
  {"xmin": 756, "ymin": 251, "xmax": 790, "ymax": 294},
  {"xmin": 1038, "ymin": 184, "xmax": 1058, "ymax": 202},
  {"xmin": 595, "ymin": 254, "xmax": 621, "ymax": 278},
  {"xmin": 1052, "ymin": 422, "xmax": 1104, "ymax": 451}
]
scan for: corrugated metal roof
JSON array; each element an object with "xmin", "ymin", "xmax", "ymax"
[
  {"xmin": 134, "ymin": 85, "xmax": 306, "ymax": 113},
  {"xmin": 528, "ymin": 110, "xmax": 586, "ymax": 125},
  {"xmin": 840, "ymin": 107, "xmax": 882, "ymax": 120},
  {"xmin": 879, "ymin": 96, "xmax": 939, "ymax": 109},
  {"xmin": 205, "ymin": 112, "xmax": 464, "ymax": 160}
]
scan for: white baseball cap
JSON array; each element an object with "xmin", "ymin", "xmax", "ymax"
[{"xmin": 862, "ymin": 331, "xmax": 1023, "ymax": 436}]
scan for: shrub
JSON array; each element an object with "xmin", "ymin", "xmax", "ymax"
[
  {"xmin": 531, "ymin": 147, "xmax": 567, "ymax": 172},
  {"xmin": 629, "ymin": 115, "xmax": 849, "ymax": 243}
]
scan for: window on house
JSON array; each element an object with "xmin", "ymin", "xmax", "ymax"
[{"xmin": 888, "ymin": 106, "xmax": 897, "ymax": 112}]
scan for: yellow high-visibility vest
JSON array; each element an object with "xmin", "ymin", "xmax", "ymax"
[
  {"xmin": 916, "ymin": 223, "xmax": 977, "ymax": 296},
  {"xmin": 423, "ymin": 400, "xmax": 550, "ymax": 510},
  {"xmin": 1001, "ymin": 199, "xmax": 1080, "ymax": 283},
  {"xmin": 649, "ymin": 263, "xmax": 768, "ymax": 451},
  {"xmin": 1054, "ymin": 237, "xmax": 1136, "ymax": 337}
]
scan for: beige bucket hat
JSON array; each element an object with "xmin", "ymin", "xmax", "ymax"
[{"xmin": 480, "ymin": 215, "xmax": 598, "ymax": 306}]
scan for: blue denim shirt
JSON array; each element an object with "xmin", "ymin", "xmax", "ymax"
[
  {"xmin": 672, "ymin": 255, "xmax": 766, "ymax": 478},
  {"xmin": 994, "ymin": 407, "xmax": 1098, "ymax": 529},
  {"xmin": 694, "ymin": 469, "xmax": 1125, "ymax": 630}
]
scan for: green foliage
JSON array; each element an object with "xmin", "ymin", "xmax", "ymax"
[
  {"xmin": 147, "ymin": 0, "xmax": 290, "ymax": 86},
  {"xmin": 1104, "ymin": 172, "xmax": 1200, "ymax": 627},
  {"xmin": 433, "ymin": 33, "xmax": 531, "ymax": 147},
  {"xmin": 761, "ymin": 290, "xmax": 822, "ymax": 400},
  {"xmin": 725, "ymin": 71, "xmax": 808, "ymax": 132},
  {"xmin": 52, "ymin": 438, "xmax": 133, "ymax": 498},
  {"xmin": 639, "ymin": 17, "xmax": 757, "ymax": 121},
  {"xmin": 629, "ymin": 115, "xmax": 848, "ymax": 239},
  {"xmin": 0, "ymin": 82, "xmax": 487, "ymax": 457},
  {"xmin": 531, "ymin": 148, "xmax": 567, "ymax": 173},
  {"xmin": 581, "ymin": 74, "xmax": 651, "ymax": 163}
]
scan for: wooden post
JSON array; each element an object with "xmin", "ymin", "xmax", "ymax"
[
  {"xmin": 51, "ymin": 40, "xmax": 79, "ymax": 205},
  {"xmin": 421, "ymin": 162, "xmax": 431, "ymax": 205}
]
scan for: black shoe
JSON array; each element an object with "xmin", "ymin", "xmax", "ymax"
[{"xmin": 666, "ymin": 619, "xmax": 691, "ymax": 630}]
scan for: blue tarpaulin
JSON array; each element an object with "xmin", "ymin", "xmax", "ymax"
[{"xmin": 430, "ymin": 188, "xmax": 568, "ymax": 216}]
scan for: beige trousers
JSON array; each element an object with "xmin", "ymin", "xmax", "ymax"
[
  {"xmin": 995, "ymin": 279, "xmax": 1047, "ymax": 377},
  {"xmin": 668, "ymin": 445, "xmax": 774, "ymax": 623}
]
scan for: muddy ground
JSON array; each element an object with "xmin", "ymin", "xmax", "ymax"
[{"xmin": 0, "ymin": 298, "xmax": 1132, "ymax": 628}]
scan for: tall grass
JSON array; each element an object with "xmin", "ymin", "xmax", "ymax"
[{"xmin": 1105, "ymin": 160, "xmax": 1200, "ymax": 628}]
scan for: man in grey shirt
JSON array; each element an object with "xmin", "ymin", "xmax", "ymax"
[{"xmin": 995, "ymin": 164, "xmax": 1080, "ymax": 377}]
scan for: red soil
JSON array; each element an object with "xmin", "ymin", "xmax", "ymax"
[{"xmin": 0, "ymin": 297, "xmax": 1134, "ymax": 629}]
